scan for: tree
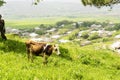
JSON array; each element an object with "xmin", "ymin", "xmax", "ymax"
[
  {"xmin": 81, "ymin": 0, "xmax": 120, "ymax": 8},
  {"xmin": 0, "ymin": 0, "xmax": 6, "ymax": 7}
]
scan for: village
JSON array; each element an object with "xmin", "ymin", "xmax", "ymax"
[{"xmin": 5, "ymin": 20, "xmax": 120, "ymax": 54}]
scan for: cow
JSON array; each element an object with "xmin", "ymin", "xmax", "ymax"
[
  {"xmin": 25, "ymin": 40, "xmax": 60, "ymax": 64},
  {"xmin": 0, "ymin": 14, "xmax": 7, "ymax": 40}
]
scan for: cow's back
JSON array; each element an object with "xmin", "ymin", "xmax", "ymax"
[
  {"xmin": 25, "ymin": 40, "xmax": 47, "ymax": 56},
  {"xmin": 31, "ymin": 44, "xmax": 44, "ymax": 56}
]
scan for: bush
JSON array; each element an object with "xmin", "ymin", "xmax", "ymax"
[
  {"xmin": 69, "ymin": 35, "xmax": 75, "ymax": 40},
  {"xmin": 88, "ymin": 32, "xmax": 100, "ymax": 40},
  {"xmin": 113, "ymin": 24, "xmax": 120, "ymax": 30},
  {"xmin": 59, "ymin": 46, "xmax": 72, "ymax": 61},
  {"xmin": 56, "ymin": 20, "xmax": 73, "ymax": 26},
  {"xmin": 81, "ymin": 32, "xmax": 89, "ymax": 39},
  {"xmin": 101, "ymin": 37, "xmax": 111, "ymax": 42},
  {"xmin": 105, "ymin": 23, "xmax": 120, "ymax": 31},
  {"xmin": 69, "ymin": 34, "xmax": 77, "ymax": 40},
  {"xmin": 81, "ymin": 21, "xmax": 100, "ymax": 27},
  {"xmin": 68, "ymin": 30, "xmax": 79, "ymax": 40},
  {"xmin": 35, "ymin": 30, "xmax": 45, "ymax": 35}
]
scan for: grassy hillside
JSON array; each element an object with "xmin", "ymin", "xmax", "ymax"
[
  {"xmin": 1, "ymin": 0, "xmax": 120, "ymax": 79},
  {"xmin": 0, "ymin": 34, "xmax": 120, "ymax": 80}
]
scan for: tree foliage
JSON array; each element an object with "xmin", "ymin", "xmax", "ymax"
[
  {"xmin": 81, "ymin": 0, "xmax": 120, "ymax": 8},
  {"xmin": 0, "ymin": 0, "xmax": 5, "ymax": 7}
]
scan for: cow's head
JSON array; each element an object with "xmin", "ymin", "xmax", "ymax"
[{"xmin": 53, "ymin": 44, "xmax": 61, "ymax": 55}]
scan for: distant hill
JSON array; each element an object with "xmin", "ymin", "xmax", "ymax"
[{"xmin": 0, "ymin": 0, "xmax": 120, "ymax": 19}]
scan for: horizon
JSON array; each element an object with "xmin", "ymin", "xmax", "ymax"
[{"xmin": 0, "ymin": 0, "xmax": 120, "ymax": 20}]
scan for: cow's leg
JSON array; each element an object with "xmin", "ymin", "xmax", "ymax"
[
  {"xmin": 30, "ymin": 49, "xmax": 33, "ymax": 62},
  {"xmin": 43, "ymin": 53, "xmax": 48, "ymax": 65},
  {"xmin": 26, "ymin": 48, "xmax": 30, "ymax": 61},
  {"xmin": 30, "ymin": 53, "xmax": 33, "ymax": 62}
]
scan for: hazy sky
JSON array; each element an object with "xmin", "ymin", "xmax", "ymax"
[
  {"xmin": 1, "ymin": 0, "xmax": 120, "ymax": 20},
  {"xmin": 5, "ymin": 0, "xmax": 81, "ymax": 3},
  {"xmin": 5, "ymin": 0, "xmax": 80, "ymax": 1}
]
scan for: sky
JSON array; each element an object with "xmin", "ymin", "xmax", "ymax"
[
  {"xmin": 1, "ymin": 0, "xmax": 120, "ymax": 20},
  {"xmin": 5, "ymin": 0, "xmax": 81, "ymax": 3},
  {"xmin": 5, "ymin": 0, "xmax": 80, "ymax": 1}
]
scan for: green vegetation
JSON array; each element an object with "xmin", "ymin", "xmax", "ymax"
[
  {"xmin": 1, "ymin": 18, "xmax": 120, "ymax": 80},
  {"xmin": 6, "ymin": 16, "xmax": 120, "ymax": 29},
  {"xmin": 0, "ymin": 0, "xmax": 5, "ymax": 7},
  {"xmin": 81, "ymin": 31, "xmax": 89, "ymax": 39},
  {"xmin": 1, "ymin": 0, "xmax": 120, "ymax": 79},
  {"xmin": 81, "ymin": 0, "xmax": 120, "ymax": 8},
  {"xmin": 105, "ymin": 23, "xmax": 120, "ymax": 31},
  {"xmin": 0, "ymin": 33, "xmax": 120, "ymax": 80},
  {"xmin": 88, "ymin": 32, "xmax": 100, "ymax": 40}
]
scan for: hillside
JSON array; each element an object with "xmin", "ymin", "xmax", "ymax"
[
  {"xmin": 0, "ymin": 0, "xmax": 120, "ymax": 79},
  {"xmin": 1, "ymin": 20, "xmax": 120, "ymax": 79},
  {"xmin": 0, "ymin": 34, "xmax": 120, "ymax": 80}
]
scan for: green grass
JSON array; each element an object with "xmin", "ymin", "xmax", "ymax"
[
  {"xmin": 6, "ymin": 17, "xmax": 76, "ymax": 29},
  {"xmin": 0, "ymin": 34, "xmax": 120, "ymax": 80},
  {"xmin": 1, "ymin": 16, "xmax": 120, "ymax": 80}
]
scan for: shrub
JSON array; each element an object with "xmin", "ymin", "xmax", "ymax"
[
  {"xmin": 59, "ymin": 46, "xmax": 72, "ymax": 61},
  {"xmin": 68, "ymin": 30, "xmax": 79, "ymax": 40},
  {"xmin": 81, "ymin": 31, "xmax": 89, "ymax": 39},
  {"xmin": 113, "ymin": 23, "xmax": 120, "ymax": 30},
  {"xmin": 35, "ymin": 30, "xmax": 45, "ymax": 35},
  {"xmin": 69, "ymin": 34, "xmax": 76, "ymax": 40},
  {"xmin": 81, "ymin": 21, "xmax": 100, "ymax": 27},
  {"xmin": 101, "ymin": 37, "xmax": 110, "ymax": 42},
  {"xmin": 88, "ymin": 32, "xmax": 100, "ymax": 40},
  {"xmin": 56, "ymin": 20, "xmax": 73, "ymax": 26},
  {"xmin": 105, "ymin": 23, "xmax": 120, "ymax": 31}
]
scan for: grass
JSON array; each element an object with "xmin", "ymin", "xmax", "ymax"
[
  {"xmin": 1, "ymin": 17, "xmax": 120, "ymax": 80},
  {"xmin": 0, "ymin": 34, "xmax": 120, "ymax": 80}
]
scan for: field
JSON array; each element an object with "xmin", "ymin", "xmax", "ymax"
[
  {"xmin": 0, "ymin": 17, "xmax": 120, "ymax": 80},
  {"xmin": 6, "ymin": 16, "xmax": 120, "ymax": 29}
]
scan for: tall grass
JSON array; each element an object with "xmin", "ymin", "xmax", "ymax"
[
  {"xmin": 0, "ymin": 35, "xmax": 120, "ymax": 80},
  {"xmin": 1, "ymin": 17, "xmax": 120, "ymax": 79}
]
